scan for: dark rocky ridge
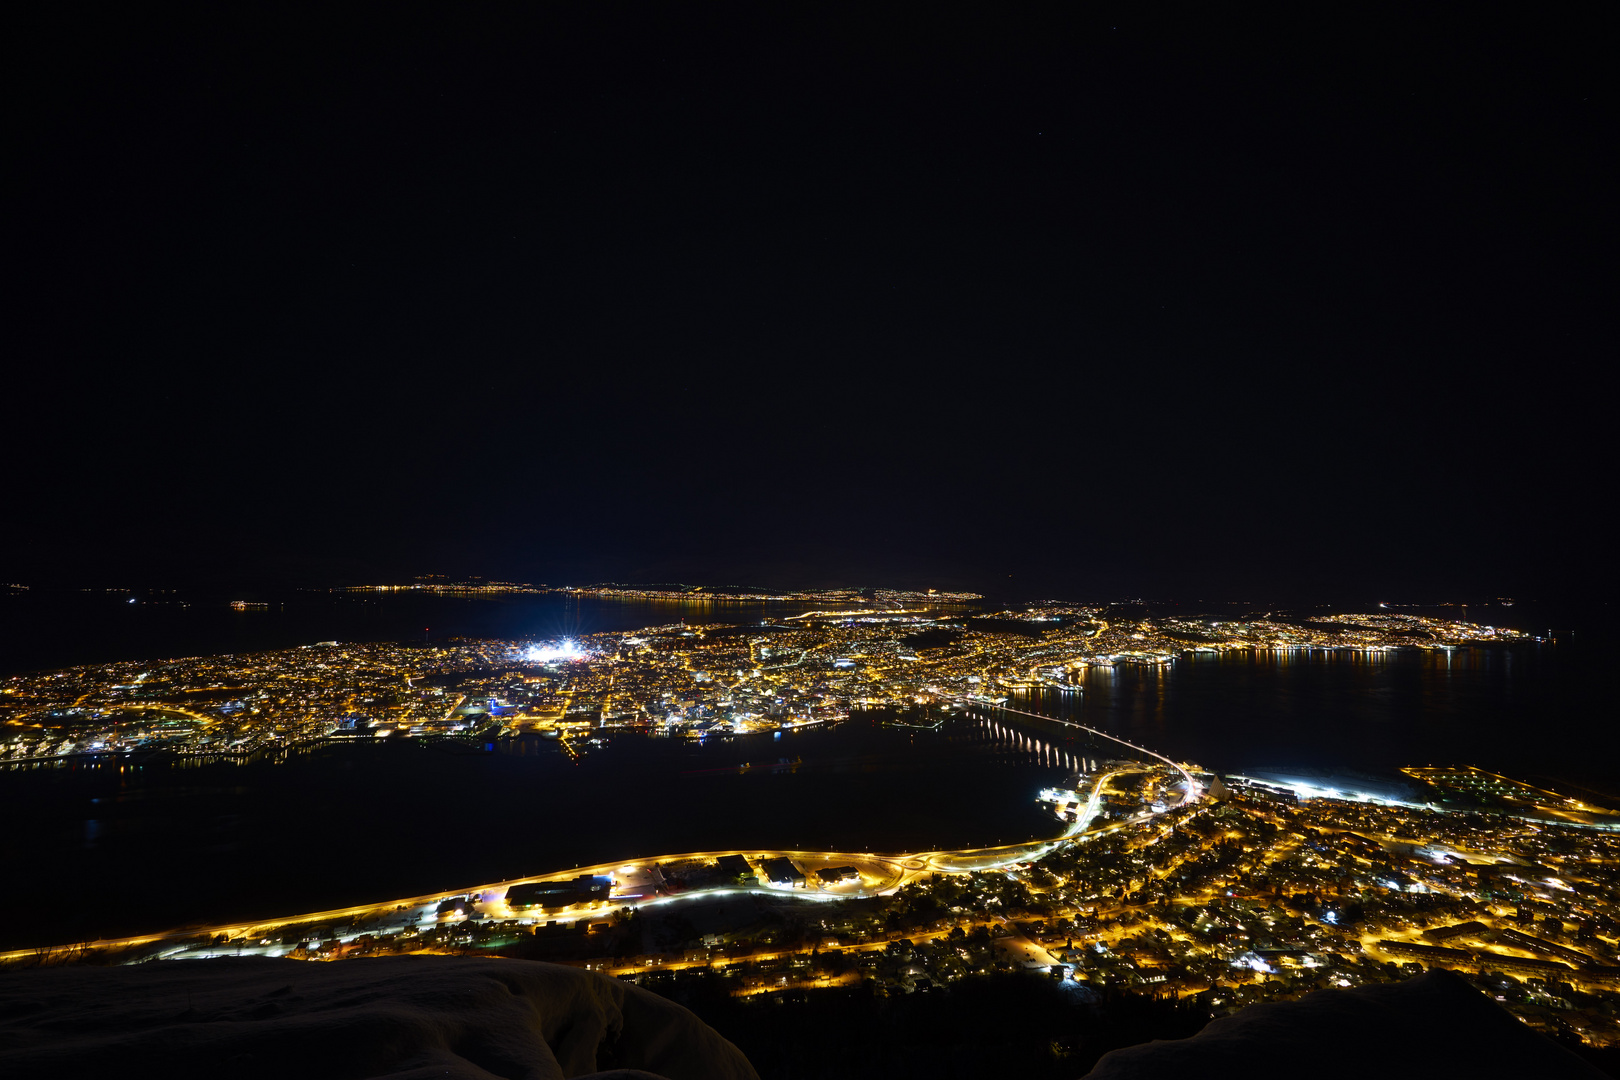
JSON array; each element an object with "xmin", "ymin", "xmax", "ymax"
[
  {"xmin": 3, "ymin": 959, "xmax": 1608, "ymax": 1079},
  {"xmin": 0, "ymin": 956, "xmax": 756, "ymax": 1080},
  {"xmin": 1085, "ymin": 969, "xmax": 1605, "ymax": 1078}
]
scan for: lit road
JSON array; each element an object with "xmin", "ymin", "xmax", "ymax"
[
  {"xmin": 2, "ymin": 703, "xmax": 1202, "ymax": 965},
  {"xmin": 0, "ymin": 769, "xmax": 1149, "ymax": 964}
]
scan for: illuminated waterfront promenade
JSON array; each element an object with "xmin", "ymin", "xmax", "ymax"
[
  {"xmin": 3, "ymin": 694, "xmax": 1208, "ymax": 964},
  {"xmin": 0, "ymin": 748, "xmax": 1171, "ymax": 965}
]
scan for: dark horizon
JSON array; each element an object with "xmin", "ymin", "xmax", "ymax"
[
  {"xmin": 6, "ymin": 8, "xmax": 1611, "ymax": 604},
  {"xmin": 0, "ymin": 575, "xmax": 1585, "ymax": 611}
]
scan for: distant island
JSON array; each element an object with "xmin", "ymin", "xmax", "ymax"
[
  {"xmin": 0, "ymin": 603, "xmax": 1526, "ymax": 762},
  {"xmin": 319, "ymin": 581, "xmax": 985, "ymax": 603}
]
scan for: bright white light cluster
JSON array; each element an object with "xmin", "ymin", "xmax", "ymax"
[{"xmin": 524, "ymin": 639, "xmax": 588, "ymax": 663}]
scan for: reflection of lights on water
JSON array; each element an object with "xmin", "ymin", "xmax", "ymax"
[{"xmin": 524, "ymin": 639, "xmax": 588, "ymax": 663}]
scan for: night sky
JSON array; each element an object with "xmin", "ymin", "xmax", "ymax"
[{"xmin": 7, "ymin": 8, "xmax": 1611, "ymax": 600}]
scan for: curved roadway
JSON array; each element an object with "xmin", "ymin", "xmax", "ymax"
[{"xmin": 1, "ymin": 703, "xmax": 1199, "ymax": 963}]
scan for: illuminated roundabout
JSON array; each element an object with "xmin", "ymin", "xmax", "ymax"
[{"xmin": 1, "ymin": 703, "xmax": 1200, "ymax": 964}]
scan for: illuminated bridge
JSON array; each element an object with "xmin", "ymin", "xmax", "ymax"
[{"xmin": 926, "ymin": 689, "xmax": 1202, "ymax": 802}]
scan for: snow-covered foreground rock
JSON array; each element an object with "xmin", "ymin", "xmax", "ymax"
[{"xmin": 0, "ymin": 955, "xmax": 757, "ymax": 1080}]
